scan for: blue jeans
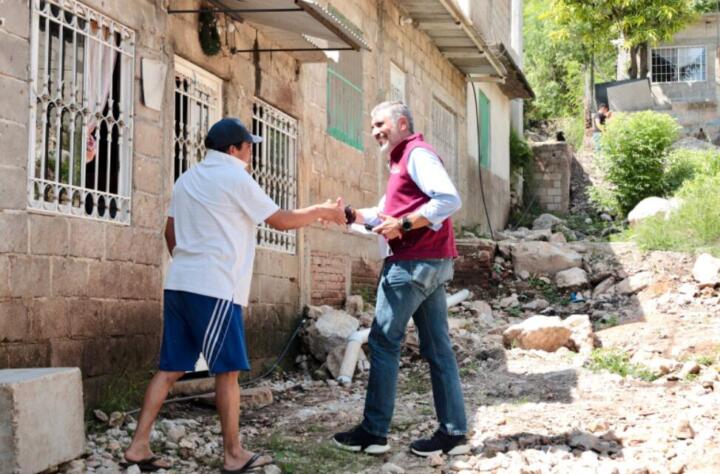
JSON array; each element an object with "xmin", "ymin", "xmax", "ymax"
[{"xmin": 361, "ymin": 258, "xmax": 467, "ymax": 437}]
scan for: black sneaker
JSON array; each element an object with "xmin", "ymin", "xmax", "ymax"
[
  {"xmin": 410, "ymin": 430, "xmax": 470, "ymax": 457},
  {"xmin": 333, "ymin": 425, "xmax": 390, "ymax": 454}
]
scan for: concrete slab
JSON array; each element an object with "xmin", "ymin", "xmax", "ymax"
[{"xmin": 0, "ymin": 368, "xmax": 85, "ymax": 474}]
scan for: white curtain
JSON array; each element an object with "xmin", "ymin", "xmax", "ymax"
[{"xmin": 85, "ymin": 25, "xmax": 117, "ymax": 164}]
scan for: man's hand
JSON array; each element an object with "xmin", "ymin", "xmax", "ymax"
[
  {"xmin": 316, "ymin": 197, "xmax": 346, "ymax": 226},
  {"xmin": 373, "ymin": 212, "xmax": 403, "ymax": 240}
]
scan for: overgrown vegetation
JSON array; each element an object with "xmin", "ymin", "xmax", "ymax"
[
  {"xmin": 528, "ymin": 277, "xmax": 568, "ymax": 305},
  {"xmin": 596, "ymin": 111, "xmax": 680, "ymax": 215},
  {"xmin": 93, "ymin": 370, "xmax": 152, "ymax": 415},
  {"xmin": 510, "ymin": 128, "xmax": 533, "ymax": 175},
  {"xmin": 622, "ymin": 173, "xmax": 720, "ymax": 256},
  {"xmin": 587, "ymin": 348, "xmax": 659, "ymax": 382}
]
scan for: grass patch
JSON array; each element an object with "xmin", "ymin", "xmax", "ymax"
[
  {"xmin": 594, "ymin": 314, "xmax": 620, "ymax": 330},
  {"xmin": 459, "ymin": 360, "xmax": 480, "ymax": 378},
  {"xmin": 586, "ymin": 348, "xmax": 659, "ymax": 382},
  {"xmin": 528, "ymin": 277, "xmax": 568, "ymax": 305},
  {"xmin": 92, "ymin": 370, "xmax": 151, "ymax": 415},
  {"xmin": 399, "ymin": 368, "xmax": 432, "ymax": 395},
  {"xmin": 507, "ymin": 306, "xmax": 523, "ymax": 318},
  {"xmin": 258, "ymin": 433, "xmax": 377, "ymax": 474},
  {"xmin": 622, "ymin": 174, "xmax": 720, "ymax": 256}
]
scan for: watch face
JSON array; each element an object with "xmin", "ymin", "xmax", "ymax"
[{"xmin": 402, "ymin": 218, "xmax": 412, "ymax": 231}]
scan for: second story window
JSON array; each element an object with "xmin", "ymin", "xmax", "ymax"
[
  {"xmin": 651, "ymin": 46, "xmax": 706, "ymax": 83},
  {"xmin": 327, "ymin": 50, "xmax": 363, "ymax": 150},
  {"xmin": 173, "ymin": 57, "xmax": 222, "ymax": 180},
  {"xmin": 29, "ymin": 0, "xmax": 135, "ymax": 223}
]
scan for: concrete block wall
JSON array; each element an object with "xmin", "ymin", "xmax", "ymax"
[{"xmin": 528, "ymin": 142, "xmax": 572, "ymax": 213}]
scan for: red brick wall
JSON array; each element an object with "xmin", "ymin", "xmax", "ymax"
[{"xmin": 310, "ymin": 251, "xmax": 348, "ymax": 307}]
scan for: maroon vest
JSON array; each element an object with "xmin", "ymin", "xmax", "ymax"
[{"xmin": 383, "ymin": 133, "xmax": 458, "ymax": 261}]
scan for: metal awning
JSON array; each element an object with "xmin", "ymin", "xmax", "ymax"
[
  {"xmin": 169, "ymin": 0, "xmax": 370, "ymax": 62},
  {"xmin": 394, "ymin": 0, "xmax": 506, "ymax": 80},
  {"xmin": 489, "ymin": 44, "xmax": 535, "ymax": 100}
]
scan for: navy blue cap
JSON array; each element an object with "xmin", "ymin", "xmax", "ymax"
[{"xmin": 205, "ymin": 117, "xmax": 263, "ymax": 150}]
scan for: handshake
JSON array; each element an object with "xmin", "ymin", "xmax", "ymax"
[{"xmin": 314, "ymin": 199, "xmax": 405, "ymax": 240}]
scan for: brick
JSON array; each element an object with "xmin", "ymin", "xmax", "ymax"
[
  {"xmin": 132, "ymin": 192, "xmax": 162, "ymax": 229},
  {"xmin": 133, "ymin": 123, "xmax": 164, "ymax": 158},
  {"xmin": 107, "ymin": 226, "xmax": 163, "ymax": 265},
  {"xmin": 0, "ymin": 120, "xmax": 28, "ymax": 168},
  {"xmin": 0, "ymin": 0, "xmax": 31, "ymax": 38},
  {"xmin": 68, "ymin": 219, "xmax": 105, "ymax": 259},
  {"xmin": 133, "ymin": 155, "xmax": 162, "ymax": 194},
  {"xmin": 29, "ymin": 214, "xmax": 68, "ymax": 255},
  {"xmin": 0, "ymin": 31, "xmax": 29, "ymax": 80},
  {"xmin": 9, "ymin": 256, "xmax": 50, "ymax": 298},
  {"xmin": 0, "ymin": 368, "xmax": 84, "ymax": 473},
  {"xmin": 104, "ymin": 300, "xmax": 161, "ymax": 336},
  {"xmin": 0, "ymin": 167, "xmax": 27, "ymax": 210},
  {"xmin": 0, "ymin": 211, "xmax": 28, "ymax": 253},
  {"xmin": 88, "ymin": 261, "xmax": 161, "ymax": 300},
  {"xmin": 27, "ymin": 298, "xmax": 68, "ymax": 341},
  {"xmin": 51, "ymin": 258, "xmax": 88, "ymax": 297},
  {"xmin": 5, "ymin": 343, "xmax": 49, "ymax": 368},
  {"xmin": 49, "ymin": 339, "xmax": 84, "ymax": 367},
  {"xmin": 0, "ymin": 75, "xmax": 29, "ymax": 124},
  {"xmin": 67, "ymin": 298, "xmax": 104, "ymax": 337},
  {"xmin": 0, "ymin": 300, "xmax": 28, "ymax": 342},
  {"xmin": 0, "ymin": 256, "xmax": 9, "ymax": 298}
]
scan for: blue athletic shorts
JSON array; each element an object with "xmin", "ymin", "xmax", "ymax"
[{"xmin": 159, "ymin": 289, "xmax": 251, "ymax": 374}]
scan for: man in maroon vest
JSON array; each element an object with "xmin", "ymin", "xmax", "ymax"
[{"xmin": 334, "ymin": 101, "xmax": 469, "ymax": 457}]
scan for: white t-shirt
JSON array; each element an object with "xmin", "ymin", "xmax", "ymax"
[{"xmin": 164, "ymin": 150, "xmax": 279, "ymax": 305}]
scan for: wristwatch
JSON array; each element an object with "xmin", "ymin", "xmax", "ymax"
[{"xmin": 401, "ymin": 215, "xmax": 412, "ymax": 233}]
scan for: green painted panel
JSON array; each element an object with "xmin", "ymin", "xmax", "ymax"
[{"xmin": 478, "ymin": 89, "xmax": 491, "ymax": 169}]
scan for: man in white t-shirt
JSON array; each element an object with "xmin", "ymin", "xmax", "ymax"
[{"xmin": 124, "ymin": 118, "xmax": 345, "ymax": 473}]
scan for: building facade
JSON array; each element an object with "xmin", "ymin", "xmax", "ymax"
[{"xmin": 0, "ymin": 0, "xmax": 531, "ymax": 403}]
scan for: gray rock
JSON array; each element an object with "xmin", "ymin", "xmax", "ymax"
[
  {"xmin": 344, "ymin": 295, "xmax": 364, "ymax": 316},
  {"xmin": 381, "ymin": 462, "xmax": 405, "ymax": 473},
  {"xmin": 692, "ymin": 253, "xmax": 720, "ymax": 287},
  {"xmin": 463, "ymin": 300, "xmax": 494, "ymax": 325},
  {"xmin": 303, "ymin": 309, "xmax": 360, "ymax": 361},
  {"xmin": 564, "ymin": 314, "xmax": 595, "ymax": 355},
  {"xmin": 512, "ymin": 242, "xmax": 583, "ymax": 276},
  {"xmin": 550, "ymin": 232, "xmax": 567, "ymax": 244},
  {"xmin": 592, "ymin": 277, "xmax": 615, "ymax": 299},
  {"xmin": 523, "ymin": 298, "xmax": 549, "ymax": 311},
  {"xmin": 628, "ymin": 197, "xmax": 680, "ymax": 225},
  {"xmin": 569, "ymin": 432, "xmax": 601, "ymax": 451},
  {"xmin": 555, "ymin": 267, "xmax": 589, "ymax": 289},
  {"xmin": 499, "ymin": 294, "xmax": 520, "ymax": 308},
  {"xmin": 263, "ymin": 465, "xmax": 282, "ymax": 474},
  {"xmin": 533, "ymin": 213, "xmax": 565, "ymax": 230},
  {"xmin": 614, "ymin": 272, "xmax": 654, "ymax": 295}
]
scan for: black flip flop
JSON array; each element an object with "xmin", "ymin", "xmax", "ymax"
[
  {"xmin": 121, "ymin": 455, "xmax": 171, "ymax": 472},
  {"xmin": 220, "ymin": 452, "xmax": 272, "ymax": 474}
]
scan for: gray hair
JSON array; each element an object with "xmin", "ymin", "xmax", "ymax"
[{"xmin": 371, "ymin": 101, "xmax": 414, "ymax": 133}]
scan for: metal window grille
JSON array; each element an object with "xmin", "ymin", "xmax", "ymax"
[
  {"xmin": 327, "ymin": 50, "xmax": 363, "ymax": 150},
  {"xmin": 252, "ymin": 99, "xmax": 298, "ymax": 254},
  {"xmin": 651, "ymin": 46, "xmax": 706, "ymax": 83},
  {"xmin": 173, "ymin": 57, "xmax": 222, "ymax": 181},
  {"xmin": 389, "ymin": 62, "xmax": 406, "ymax": 102},
  {"xmin": 431, "ymin": 98, "xmax": 458, "ymax": 181},
  {"xmin": 28, "ymin": 0, "xmax": 135, "ymax": 223}
]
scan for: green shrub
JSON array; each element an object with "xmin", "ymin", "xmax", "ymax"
[
  {"xmin": 663, "ymin": 148, "xmax": 720, "ymax": 194},
  {"xmin": 598, "ymin": 111, "xmax": 680, "ymax": 215},
  {"xmin": 630, "ymin": 173, "xmax": 720, "ymax": 256},
  {"xmin": 587, "ymin": 348, "xmax": 659, "ymax": 382},
  {"xmin": 510, "ymin": 128, "xmax": 533, "ymax": 174},
  {"xmin": 560, "ymin": 114, "xmax": 586, "ymax": 151}
]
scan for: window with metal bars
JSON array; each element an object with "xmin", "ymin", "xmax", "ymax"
[
  {"xmin": 28, "ymin": 0, "xmax": 135, "ymax": 223},
  {"xmin": 327, "ymin": 50, "xmax": 364, "ymax": 150},
  {"xmin": 173, "ymin": 57, "xmax": 222, "ymax": 181},
  {"xmin": 251, "ymin": 99, "xmax": 298, "ymax": 254},
  {"xmin": 651, "ymin": 46, "xmax": 706, "ymax": 83},
  {"xmin": 431, "ymin": 98, "xmax": 458, "ymax": 181}
]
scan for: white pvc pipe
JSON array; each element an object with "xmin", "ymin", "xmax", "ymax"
[
  {"xmin": 337, "ymin": 328, "xmax": 371, "ymax": 386},
  {"xmin": 446, "ymin": 289, "xmax": 470, "ymax": 308}
]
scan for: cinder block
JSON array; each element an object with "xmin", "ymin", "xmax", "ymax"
[
  {"xmin": 68, "ymin": 219, "xmax": 105, "ymax": 259},
  {"xmin": 30, "ymin": 214, "xmax": 68, "ymax": 255},
  {"xmin": 0, "ymin": 167, "xmax": 27, "ymax": 210},
  {"xmin": 0, "ymin": 32, "xmax": 29, "ymax": 81},
  {"xmin": 51, "ymin": 258, "xmax": 88, "ymax": 297},
  {"xmin": 0, "ymin": 212, "xmax": 27, "ymax": 254},
  {"xmin": 1, "ymin": 0, "xmax": 31, "ymax": 38},
  {"xmin": 132, "ymin": 192, "xmax": 162, "ymax": 229},
  {"xmin": 0, "ymin": 120, "xmax": 28, "ymax": 168},
  {"xmin": 0, "ymin": 75, "xmax": 29, "ymax": 124},
  {"xmin": 0, "ymin": 368, "xmax": 85, "ymax": 474},
  {"xmin": 9, "ymin": 256, "xmax": 50, "ymax": 298},
  {"xmin": 133, "ymin": 155, "xmax": 162, "ymax": 194}
]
